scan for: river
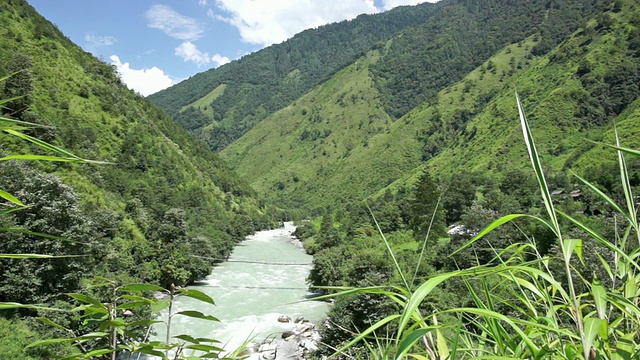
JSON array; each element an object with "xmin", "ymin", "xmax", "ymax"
[{"xmin": 152, "ymin": 222, "xmax": 329, "ymax": 357}]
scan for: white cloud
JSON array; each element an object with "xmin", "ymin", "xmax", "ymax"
[
  {"xmin": 206, "ymin": 8, "xmax": 215, "ymax": 19},
  {"xmin": 380, "ymin": 0, "xmax": 436, "ymax": 11},
  {"xmin": 211, "ymin": 53, "xmax": 231, "ymax": 67},
  {"xmin": 110, "ymin": 55, "xmax": 176, "ymax": 96},
  {"xmin": 175, "ymin": 41, "xmax": 230, "ymax": 67},
  {"xmin": 213, "ymin": 0, "xmax": 379, "ymax": 46},
  {"xmin": 211, "ymin": 0, "xmax": 439, "ymax": 47},
  {"xmin": 85, "ymin": 33, "xmax": 116, "ymax": 46},
  {"xmin": 146, "ymin": 5, "xmax": 204, "ymax": 41}
]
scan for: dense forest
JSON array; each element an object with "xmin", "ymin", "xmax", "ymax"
[{"xmin": 2, "ymin": 0, "xmax": 640, "ymax": 358}]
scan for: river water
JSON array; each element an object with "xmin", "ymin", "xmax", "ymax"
[{"xmin": 152, "ymin": 222, "xmax": 329, "ymax": 356}]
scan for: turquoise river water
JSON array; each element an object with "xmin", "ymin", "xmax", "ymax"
[{"xmin": 152, "ymin": 222, "xmax": 329, "ymax": 356}]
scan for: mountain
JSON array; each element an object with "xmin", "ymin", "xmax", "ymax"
[
  {"xmin": 0, "ymin": 0, "xmax": 278, "ymax": 305},
  {"xmin": 156, "ymin": 0, "xmax": 635, "ymax": 214},
  {"xmin": 148, "ymin": 2, "xmax": 440, "ymax": 151}
]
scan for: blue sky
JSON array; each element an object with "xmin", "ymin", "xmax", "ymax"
[{"xmin": 27, "ymin": 0, "xmax": 435, "ymax": 96}]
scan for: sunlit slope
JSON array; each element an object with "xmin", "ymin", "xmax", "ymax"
[{"xmin": 221, "ymin": 0, "xmax": 640, "ymax": 213}]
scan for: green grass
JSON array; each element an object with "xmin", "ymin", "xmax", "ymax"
[{"xmin": 180, "ymin": 83, "xmax": 227, "ymax": 120}]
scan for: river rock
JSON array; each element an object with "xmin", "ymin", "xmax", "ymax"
[
  {"xmin": 281, "ymin": 331, "xmax": 295, "ymax": 339},
  {"xmin": 277, "ymin": 315, "xmax": 291, "ymax": 323},
  {"xmin": 294, "ymin": 316, "xmax": 305, "ymax": 323}
]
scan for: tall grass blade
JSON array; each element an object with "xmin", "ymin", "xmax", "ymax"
[
  {"xmin": 573, "ymin": 172, "xmax": 628, "ymax": 221},
  {"xmin": 0, "ymin": 189, "xmax": 24, "ymax": 206},
  {"xmin": 369, "ymin": 204, "xmax": 411, "ymax": 291},
  {"xmin": 614, "ymin": 129, "xmax": 639, "ymax": 245},
  {"xmin": 4, "ymin": 129, "xmax": 110, "ymax": 164},
  {"xmin": 515, "ymin": 92, "xmax": 560, "ymax": 238}
]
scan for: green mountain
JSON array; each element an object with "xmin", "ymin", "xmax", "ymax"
[
  {"xmin": 148, "ymin": 2, "xmax": 440, "ymax": 151},
  {"xmin": 217, "ymin": 0, "xmax": 637, "ymax": 214},
  {"xmin": 0, "ymin": 0, "xmax": 277, "ymax": 303}
]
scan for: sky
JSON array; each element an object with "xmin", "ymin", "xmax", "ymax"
[{"xmin": 27, "ymin": 0, "xmax": 436, "ymax": 96}]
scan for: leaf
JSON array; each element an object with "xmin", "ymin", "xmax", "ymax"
[
  {"xmin": 583, "ymin": 317, "xmax": 603, "ymax": 358},
  {"xmin": 0, "ymin": 154, "xmax": 84, "ymax": 162},
  {"xmin": 591, "ymin": 277, "xmax": 607, "ymax": 320},
  {"xmin": 3, "ymin": 129, "xmax": 109, "ymax": 164},
  {"xmin": 151, "ymin": 298, "xmax": 170, "ymax": 313},
  {"xmin": 0, "ymin": 254, "xmax": 82, "ymax": 259},
  {"xmin": 67, "ymin": 293, "xmax": 103, "ymax": 308},
  {"xmin": 561, "ymin": 238, "xmax": 583, "ymax": 265},
  {"xmin": 185, "ymin": 344, "xmax": 224, "ymax": 352},
  {"xmin": 83, "ymin": 349, "xmax": 114, "ymax": 357},
  {"xmin": 450, "ymin": 214, "xmax": 537, "ymax": 256},
  {"xmin": 0, "ymin": 302, "xmax": 63, "ymax": 311},
  {"xmin": 613, "ymin": 332, "xmax": 634, "ymax": 360},
  {"xmin": 396, "ymin": 329, "xmax": 431, "ymax": 359},
  {"xmin": 124, "ymin": 319, "xmax": 162, "ymax": 328},
  {"xmin": 516, "ymin": 91, "xmax": 560, "ymax": 238},
  {"xmin": 179, "ymin": 288, "xmax": 216, "ymax": 306},
  {"xmin": 36, "ymin": 317, "xmax": 68, "ymax": 331},
  {"xmin": 0, "ymin": 189, "xmax": 24, "ymax": 206},
  {"xmin": 175, "ymin": 310, "xmax": 219, "ymax": 322},
  {"xmin": 174, "ymin": 334, "xmax": 199, "ymax": 344},
  {"xmin": 120, "ymin": 283, "xmax": 166, "ymax": 293}
]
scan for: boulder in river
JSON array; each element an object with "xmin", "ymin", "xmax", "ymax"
[{"xmin": 277, "ymin": 315, "xmax": 291, "ymax": 323}]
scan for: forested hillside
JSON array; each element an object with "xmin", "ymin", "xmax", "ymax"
[
  {"xmin": 148, "ymin": 1, "xmax": 439, "ymax": 151},
  {"xmin": 218, "ymin": 0, "xmax": 606, "ymax": 214},
  {"xmin": 0, "ymin": 0, "xmax": 277, "ymax": 356},
  {"xmin": 290, "ymin": 0, "xmax": 640, "ymax": 355}
]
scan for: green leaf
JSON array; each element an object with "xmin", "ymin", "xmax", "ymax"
[
  {"xmin": 0, "ymin": 302, "xmax": 63, "ymax": 311},
  {"xmin": 3, "ymin": 129, "xmax": 109, "ymax": 164},
  {"xmin": 396, "ymin": 329, "xmax": 431, "ymax": 359},
  {"xmin": 120, "ymin": 283, "xmax": 166, "ymax": 293},
  {"xmin": 67, "ymin": 293, "xmax": 103, "ymax": 308},
  {"xmin": 124, "ymin": 319, "xmax": 162, "ymax": 328},
  {"xmin": 35, "ymin": 317, "xmax": 68, "ymax": 331},
  {"xmin": 0, "ymin": 154, "xmax": 84, "ymax": 162},
  {"xmin": 516, "ymin": 91, "xmax": 560, "ymax": 238},
  {"xmin": 151, "ymin": 298, "xmax": 170, "ymax": 313},
  {"xmin": 583, "ymin": 317, "xmax": 603, "ymax": 358},
  {"xmin": 83, "ymin": 349, "xmax": 114, "ymax": 357},
  {"xmin": 561, "ymin": 238, "xmax": 583, "ymax": 264},
  {"xmin": 185, "ymin": 344, "xmax": 224, "ymax": 352},
  {"xmin": 0, "ymin": 189, "xmax": 24, "ymax": 206},
  {"xmin": 117, "ymin": 301, "xmax": 150, "ymax": 310},
  {"xmin": 591, "ymin": 277, "xmax": 607, "ymax": 320},
  {"xmin": 174, "ymin": 334, "xmax": 199, "ymax": 344},
  {"xmin": 450, "ymin": 214, "xmax": 537, "ymax": 256},
  {"xmin": 0, "ymin": 254, "xmax": 82, "ymax": 259},
  {"xmin": 613, "ymin": 332, "xmax": 634, "ymax": 360},
  {"xmin": 175, "ymin": 310, "xmax": 219, "ymax": 322},
  {"xmin": 179, "ymin": 288, "xmax": 216, "ymax": 306}
]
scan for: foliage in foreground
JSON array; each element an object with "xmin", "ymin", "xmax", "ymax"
[{"xmin": 320, "ymin": 94, "xmax": 640, "ymax": 359}]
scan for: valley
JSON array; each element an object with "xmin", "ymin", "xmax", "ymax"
[{"xmin": 1, "ymin": 0, "xmax": 640, "ymax": 358}]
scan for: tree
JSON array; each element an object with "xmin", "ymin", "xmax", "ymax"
[
  {"xmin": 0, "ymin": 162, "xmax": 98, "ymax": 304},
  {"xmin": 407, "ymin": 171, "xmax": 446, "ymax": 241},
  {"xmin": 316, "ymin": 211, "xmax": 341, "ymax": 249},
  {"xmin": 2, "ymin": 53, "xmax": 33, "ymax": 118}
]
